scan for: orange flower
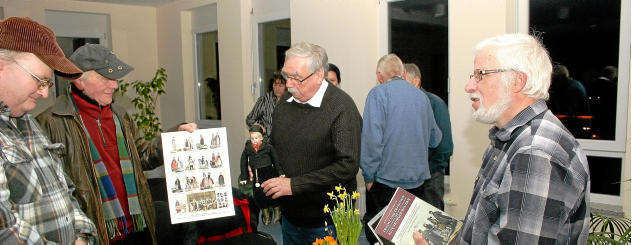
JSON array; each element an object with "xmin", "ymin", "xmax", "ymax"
[
  {"xmin": 324, "ymin": 236, "xmax": 338, "ymax": 245},
  {"xmin": 312, "ymin": 238, "xmax": 324, "ymax": 245}
]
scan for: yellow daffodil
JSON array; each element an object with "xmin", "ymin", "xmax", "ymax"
[
  {"xmin": 354, "ymin": 209, "xmax": 360, "ymax": 215},
  {"xmin": 323, "ymin": 204, "xmax": 330, "ymax": 213},
  {"xmin": 338, "ymin": 192, "xmax": 347, "ymax": 200},
  {"xmin": 352, "ymin": 191, "xmax": 360, "ymax": 200},
  {"xmin": 327, "ymin": 191, "xmax": 336, "ymax": 200},
  {"xmin": 335, "ymin": 185, "xmax": 342, "ymax": 192}
]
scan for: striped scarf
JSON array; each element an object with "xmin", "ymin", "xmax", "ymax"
[{"xmin": 86, "ymin": 114, "xmax": 146, "ymax": 238}]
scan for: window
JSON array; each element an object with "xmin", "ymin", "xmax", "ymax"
[
  {"xmin": 251, "ymin": 0, "xmax": 290, "ymax": 100},
  {"xmin": 523, "ymin": 0, "xmax": 630, "ymax": 207},
  {"xmin": 195, "ymin": 31, "xmax": 220, "ymax": 121},
  {"xmin": 256, "ymin": 19, "xmax": 290, "ymax": 97},
  {"xmin": 389, "ymin": 0, "xmax": 449, "ymax": 104},
  {"xmin": 191, "ymin": 4, "xmax": 220, "ymax": 128}
]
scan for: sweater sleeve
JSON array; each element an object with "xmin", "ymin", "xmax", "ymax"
[
  {"xmin": 270, "ymin": 145, "xmax": 283, "ymax": 176},
  {"xmin": 360, "ymin": 89, "xmax": 385, "ymax": 183}
]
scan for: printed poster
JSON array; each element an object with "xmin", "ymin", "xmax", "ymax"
[{"xmin": 161, "ymin": 127, "xmax": 234, "ymax": 224}]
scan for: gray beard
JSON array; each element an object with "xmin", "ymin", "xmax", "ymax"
[{"xmin": 472, "ymin": 94, "xmax": 512, "ymax": 124}]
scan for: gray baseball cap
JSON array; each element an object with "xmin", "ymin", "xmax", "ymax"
[{"xmin": 69, "ymin": 44, "xmax": 134, "ymax": 79}]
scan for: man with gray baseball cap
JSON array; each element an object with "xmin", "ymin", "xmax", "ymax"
[{"xmin": 37, "ymin": 43, "xmax": 196, "ymax": 244}]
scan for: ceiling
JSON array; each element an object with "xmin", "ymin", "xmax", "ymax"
[{"xmin": 73, "ymin": 0, "xmax": 176, "ymax": 6}]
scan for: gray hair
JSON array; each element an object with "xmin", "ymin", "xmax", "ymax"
[
  {"xmin": 474, "ymin": 33, "xmax": 552, "ymax": 100},
  {"xmin": 376, "ymin": 54, "xmax": 404, "ymax": 79},
  {"xmin": 404, "ymin": 63, "xmax": 421, "ymax": 81},
  {"xmin": 285, "ymin": 42, "xmax": 328, "ymax": 73},
  {"xmin": 0, "ymin": 48, "xmax": 21, "ymax": 62}
]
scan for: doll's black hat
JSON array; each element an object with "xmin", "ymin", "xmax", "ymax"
[{"xmin": 249, "ymin": 125, "xmax": 263, "ymax": 134}]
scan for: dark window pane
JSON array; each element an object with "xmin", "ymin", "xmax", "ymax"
[
  {"xmin": 587, "ymin": 156, "xmax": 621, "ymax": 196},
  {"xmin": 389, "ymin": 0, "xmax": 449, "ymax": 104},
  {"xmin": 530, "ymin": 0, "xmax": 621, "ymax": 140}
]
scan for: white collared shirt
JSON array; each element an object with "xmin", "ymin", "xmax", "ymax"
[{"xmin": 286, "ymin": 79, "xmax": 329, "ymax": 108}]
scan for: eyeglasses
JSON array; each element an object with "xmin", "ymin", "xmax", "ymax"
[
  {"xmin": 281, "ymin": 71, "xmax": 315, "ymax": 84},
  {"xmin": 469, "ymin": 69, "xmax": 517, "ymax": 82},
  {"xmin": 13, "ymin": 60, "xmax": 54, "ymax": 89}
]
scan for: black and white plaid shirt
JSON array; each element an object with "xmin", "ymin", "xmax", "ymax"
[
  {"xmin": 458, "ymin": 100, "xmax": 590, "ymax": 244},
  {"xmin": 0, "ymin": 105, "xmax": 96, "ymax": 244}
]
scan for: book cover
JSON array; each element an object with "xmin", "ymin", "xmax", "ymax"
[{"xmin": 369, "ymin": 187, "xmax": 462, "ymax": 245}]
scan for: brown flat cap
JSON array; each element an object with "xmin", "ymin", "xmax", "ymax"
[{"xmin": 0, "ymin": 17, "xmax": 82, "ymax": 79}]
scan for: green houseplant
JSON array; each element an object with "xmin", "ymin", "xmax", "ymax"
[
  {"xmin": 588, "ymin": 212, "xmax": 631, "ymax": 244},
  {"xmin": 117, "ymin": 68, "xmax": 167, "ymax": 140}
]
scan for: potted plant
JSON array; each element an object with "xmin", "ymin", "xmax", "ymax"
[{"xmin": 117, "ymin": 68, "xmax": 167, "ymax": 140}]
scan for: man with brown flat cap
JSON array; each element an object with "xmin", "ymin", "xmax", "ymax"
[
  {"xmin": 0, "ymin": 17, "xmax": 97, "ymax": 245},
  {"xmin": 37, "ymin": 44, "xmax": 196, "ymax": 245}
]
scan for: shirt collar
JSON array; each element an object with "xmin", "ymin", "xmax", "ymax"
[
  {"xmin": 489, "ymin": 99, "xmax": 548, "ymax": 142},
  {"xmin": 286, "ymin": 79, "xmax": 329, "ymax": 108}
]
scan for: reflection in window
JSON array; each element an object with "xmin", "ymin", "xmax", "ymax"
[
  {"xmin": 587, "ymin": 156, "xmax": 622, "ymax": 196},
  {"xmin": 530, "ymin": 0, "xmax": 620, "ymax": 140},
  {"xmin": 196, "ymin": 31, "xmax": 221, "ymax": 120}
]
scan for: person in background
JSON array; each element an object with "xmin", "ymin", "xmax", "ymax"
[
  {"xmin": 245, "ymin": 72, "xmax": 287, "ymax": 137},
  {"xmin": 404, "ymin": 63, "xmax": 453, "ymax": 211},
  {"xmin": 0, "ymin": 16, "xmax": 97, "ymax": 244},
  {"xmin": 326, "ymin": 63, "xmax": 341, "ymax": 86},
  {"xmin": 37, "ymin": 44, "xmax": 196, "ymax": 245},
  {"xmin": 361, "ymin": 54, "xmax": 441, "ymax": 244},
  {"xmin": 414, "ymin": 33, "xmax": 590, "ymax": 244},
  {"xmin": 261, "ymin": 42, "xmax": 362, "ymax": 245}
]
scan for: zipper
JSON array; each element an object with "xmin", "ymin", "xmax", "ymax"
[{"xmin": 95, "ymin": 117, "xmax": 107, "ymax": 147}]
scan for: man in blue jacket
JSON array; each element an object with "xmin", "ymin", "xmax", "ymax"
[
  {"xmin": 404, "ymin": 63, "xmax": 454, "ymax": 211},
  {"xmin": 360, "ymin": 53, "xmax": 442, "ymax": 244}
]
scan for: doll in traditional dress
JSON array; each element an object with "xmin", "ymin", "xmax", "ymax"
[{"xmin": 239, "ymin": 125, "xmax": 284, "ymax": 225}]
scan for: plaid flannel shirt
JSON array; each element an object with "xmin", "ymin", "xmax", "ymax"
[
  {"xmin": 458, "ymin": 100, "xmax": 590, "ymax": 245},
  {"xmin": 0, "ymin": 105, "xmax": 96, "ymax": 244}
]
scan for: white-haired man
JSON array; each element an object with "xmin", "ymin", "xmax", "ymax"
[
  {"xmin": 415, "ymin": 33, "xmax": 590, "ymax": 244},
  {"xmin": 261, "ymin": 42, "xmax": 362, "ymax": 245}
]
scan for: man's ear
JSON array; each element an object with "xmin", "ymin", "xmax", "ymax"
[
  {"xmin": 511, "ymin": 72, "xmax": 527, "ymax": 93},
  {"xmin": 72, "ymin": 78, "xmax": 85, "ymax": 90}
]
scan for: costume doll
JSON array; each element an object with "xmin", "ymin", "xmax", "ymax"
[{"xmin": 239, "ymin": 125, "xmax": 284, "ymax": 225}]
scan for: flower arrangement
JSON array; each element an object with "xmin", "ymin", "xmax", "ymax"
[{"xmin": 320, "ymin": 184, "xmax": 363, "ymax": 245}]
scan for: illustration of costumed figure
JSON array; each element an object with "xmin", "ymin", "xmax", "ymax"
[{"xmin": 239, "ymin": 125, "xmax": 284, "ymax": 225}]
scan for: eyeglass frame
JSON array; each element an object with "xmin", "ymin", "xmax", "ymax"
[
  {"xmin": 469, "ymin": 68, "xmax": 519, "ymax": 82},
  {"xmin": 281, "ymin": 70, "xmax": 316, "ymax": 84},
  {"xmin": 12, "ymin": 59, "xmax": 54, "ymax": 89}
]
